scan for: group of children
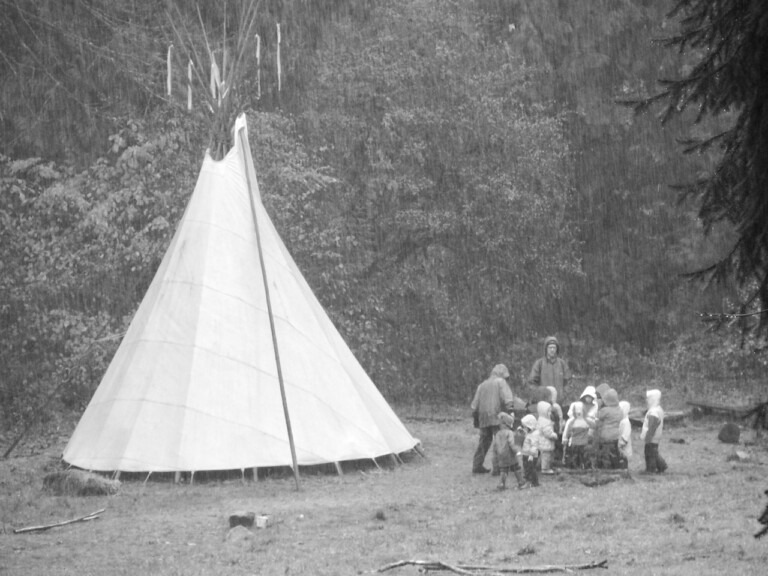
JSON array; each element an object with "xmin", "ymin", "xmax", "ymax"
[{"xmin": 491, "ymin": 384, "xmax": 667, "ymax": 490}]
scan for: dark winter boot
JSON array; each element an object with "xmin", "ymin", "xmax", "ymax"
[
  {"xmin": 514, "ymin": 468, "xmax": 528, "ymax": 489},
  {"xmin": 644, "ymin": 443, "xmax": 658, "ymax": 473}
]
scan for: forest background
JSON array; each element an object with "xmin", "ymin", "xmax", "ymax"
[{"xmin": 1, "ymin": 0, "xmax": 764, "ymax": 434}]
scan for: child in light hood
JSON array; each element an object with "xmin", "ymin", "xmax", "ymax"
[
  {"xmin": 618, "ymin": 400, "xmax": 632, "ymax": 468},
  {"xmin": 567, "ymin": 385, "xmax": 598, "ymax": 428},
  {"xmin": 563, "ymin": 401, "xmax": 590, "ymax": 469},
  {"xmin": 546, "ymin": 386, "xmax": 564, "ymax": 432},
  {"xmin": 546, "ymin": 386, "xmax": 564, "ymax": 464},
  {"xmin": 520, "ymin": 414, "xmax": 541, "ymax": 487},
  {"xmin": 536, "ymin": 401, "xmax": 558, "ymax": 475},
  {"xmin": 640, "ymin": 389, "xmax": 667, "ymax": 473}
]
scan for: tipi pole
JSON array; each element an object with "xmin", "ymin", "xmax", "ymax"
[{"xmin": 237, "ymin": 128, "xmax": 301, "ymax": 491}]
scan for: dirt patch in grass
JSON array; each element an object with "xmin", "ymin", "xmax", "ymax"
[{"xmin": 1, "ymin": 409, "xmax": 767, "ymax": 575}]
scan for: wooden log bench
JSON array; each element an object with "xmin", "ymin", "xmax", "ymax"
[
  {"xmin": 628, "ymin": 409, "xmax": 687, "ymax": 428},
  {"xmin": 687, "ymin": 399, "xmax": 757, "ymax": 418},
  {"xmin": 687, "ymin": 399, "xmax": 768, "ymax": 430}
]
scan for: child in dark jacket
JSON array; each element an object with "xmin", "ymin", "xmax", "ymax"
[
  {"xmin": 595, "ymin": 388, "xmax": 623, "ymax": 469},
  {"xmin": 492, "ymin": 412, "xmax": 527, "ymax": 490}
]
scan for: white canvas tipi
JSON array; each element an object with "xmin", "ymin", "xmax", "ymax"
[{"xmin": 63, "ymin": 114, "xmax": 418, "ymax": 473}]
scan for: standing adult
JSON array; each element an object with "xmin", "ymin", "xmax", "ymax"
[
  {"xmin": 471, "ymin": 364, "xmax": 516, "ymax": 474},
  {"xmin": 528, "ymin": 336, "xmax": 571, "ymax": 404}
]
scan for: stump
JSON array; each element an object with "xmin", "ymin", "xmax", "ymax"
[
  {"xmin": 228, "ymin": 511, "xmax": 256, "ymax": 528},
  {"xmin": 718, "ymin": 422, "xmax": 740, "ymax": 444},
  {"xmin": 43, "ymin": 470, "xmax": 120, "ymax": 496}
]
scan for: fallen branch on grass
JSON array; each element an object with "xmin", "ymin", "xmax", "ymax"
[
  {"xmin": 556, "ymin": 468, "xmax": 631, "ymax": 487},
  {"xmin": 376, "ymin": 558, "xmax": 608, "ymax": 574},
  {"xmin": 13, "ymin": 509, "xmax": 105, "ymax": 534},
  {"xmin": 378, "ymin": 561, "xmax": 474, "ymax": 575},
  {"xmin": 558, "ymin": 468, "xmax": 629, "ymax": 476},
  {"xmin": 579, "ymin": 475, "xmax": 622, "ymax": 488}
]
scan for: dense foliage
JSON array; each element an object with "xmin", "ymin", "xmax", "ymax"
[
  {"xmin": 295, "ymin": 1, "xmax": 582, "ymax": 393},
  {"xmin": 0, "ymin": 0, "xmax": 759, "ymax": 433}
]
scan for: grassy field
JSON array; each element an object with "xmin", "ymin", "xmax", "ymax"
[{"xmin": 1, "ymin": 405, "xmax": 767, "ymax": 576}]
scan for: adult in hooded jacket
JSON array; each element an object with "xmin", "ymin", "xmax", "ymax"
[
  {"xmin": 528, "ymin": 336, "xmax": 572, "ymax": 404},
  {"xmin": 471, "ymin": 364, "xmax": 516, "ymax": 474}
]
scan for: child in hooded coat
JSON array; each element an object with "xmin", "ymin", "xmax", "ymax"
[
  {"xmin": 520, "ymin": 414, "xmax": 541, "ymax": 487},
  {"xmin": 565, "ymin": 386, "xmax": 598, "ymax": 428},
  {"xmin": 546, "ymin": 386, "xmax": 564, "ymax": 465},
  {"xmin": 595, "ymin": 382, "xmax": 612, "ymax": 408},
  {"xmin": 595, "ymin": 388, "xmax": 623, "ymax": 469},
  {"xmin": 492, "ymin": 412, "xmax": 527, "ymax": 490},
  {"xmin": 563, "ymin": 401, "xmax": 591, "ymax": 469},
  {"xmin": 618, "ymin": 400, "xmax": 632, "ymax": 468},
  {"xmin": 563, "ymin": 386, "xmax": 598, "ymax": 466},
  {"xmin": 640, "ymin": 389, "xmax": 667, "ymax": 473},
  {"xmin": 536, "ymin": 401, "xmax": 558, "ymax": 475}
]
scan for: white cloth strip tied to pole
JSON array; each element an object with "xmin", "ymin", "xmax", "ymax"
[
  {"xmin": 167, "ymin": 44, "xmax": 173, "ymax": 97},
  {"xmin": 276, "ymin": 22, "xmax": 281, "ymax": 92},
  {"xmin": 209, "ymin": 54, "xmax": 216, "ymax": 100},
  {"xmin": 223, "ymin": 45, "xmax": 228, "ymax": 89},
  {"xmin": 210, "ymin": 56, "xmax": 222, "ymax": 105},
  {"xmin": 187, "ymin": 60, "xmax": 193, "ymax": 111},
  {"xmin": 220, "ymin": 44, "xmax": 228, "ymax": 101},
  {"xmin": 255, "ymin": 34, "xmax": 261, "ymax": 100}
]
